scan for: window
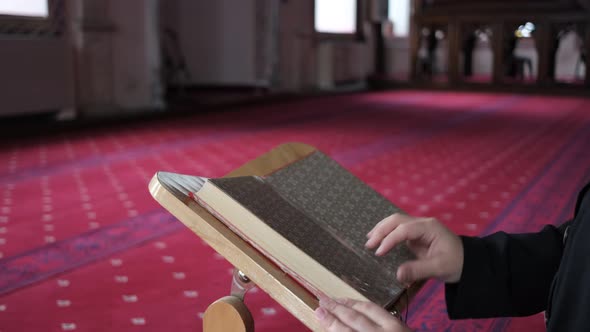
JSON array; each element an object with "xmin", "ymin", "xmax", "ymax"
[
  {"xmin": 0, "ymin": 0, "xmax": 49, "ymax": 18},
  {"xmin": 315, "ymin": 0, "xmax": 358, "ymax": 35},
  {"xmin": 0, "ymin": 1, "xmax": 62, "ymax": 37},
  {"xmin": 388, "ymin": 0, "xmax": 411, "ymax": 37}
]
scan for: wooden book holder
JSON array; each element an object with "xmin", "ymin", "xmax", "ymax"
[{"xmin": 149, "ymin": 143, "xmax": 418, "ymax": 331}]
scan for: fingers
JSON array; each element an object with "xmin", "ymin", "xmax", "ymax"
[
  {"xmin": 397, "ymin": 258, "xmax": 439, "ymax": 284},
  {"xmin": 315, "ymin": 307, "xmax": 354, "ymax": 332},
  {"xmin": 375, "ymin": 220, "xmax": 434, "ymax": 256},
  {"xmin": 317, "ymin": 297, "xmax": 411, "ymax": 332},
  {"xmin": 317, "ymin": 298, "xmax": 379, "ymax": 332},
  {"xmin": 335, "ymin": 298, "xmax": 401, "ymax": 328},
  {"xmin": 366, "ymin": 213, "xmax": 411, "ymax": 249}
]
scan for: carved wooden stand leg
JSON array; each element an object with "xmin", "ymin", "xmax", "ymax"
[{"xmin": 203, "ymin": 269, "xmax": 255, "ymax": 332}]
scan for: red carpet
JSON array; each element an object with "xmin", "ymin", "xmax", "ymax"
[{"xmin": 1, "ymin": 90, "xmax": 589, "ymax": 331}]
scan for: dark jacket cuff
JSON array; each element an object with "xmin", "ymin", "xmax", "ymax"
[{"xmin": 445, "ymin": 235, "xmax": 491, "ymax": 319}]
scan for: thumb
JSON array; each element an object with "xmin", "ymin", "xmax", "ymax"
[{"xmin": 397, "ymin": 259, "xmax": 439, "ymax": 284}]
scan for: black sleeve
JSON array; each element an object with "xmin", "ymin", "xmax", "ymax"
[{"xmin": 445, "ymin": 222, "xmax": 569, "ymax": 319}]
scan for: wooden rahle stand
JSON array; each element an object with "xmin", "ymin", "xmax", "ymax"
[{"xmin": 149, "ymin": 143, "xmax": 418, "ymax": 332}]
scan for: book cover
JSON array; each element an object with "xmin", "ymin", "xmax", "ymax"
[{"xmin": 197, "ymin": 151, "xmax": 413, "ymax": 307}]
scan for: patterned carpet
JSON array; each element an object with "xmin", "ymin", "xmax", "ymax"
[{"xmin": 0, "ymin": 90, "xmax": 589, "ymax": 331}]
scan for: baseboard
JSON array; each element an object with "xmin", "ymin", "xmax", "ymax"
[
  {"xmin": 167, "ymin": 84, "xmax": 270, "ymax": 94},
  {"xmin": 370, "ymin": 76, "xmax": 590, "ymax": 97}
]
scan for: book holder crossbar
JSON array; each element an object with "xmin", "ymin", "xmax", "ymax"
[{"xmin": 149, "ymin": 143, "xmax": 418, "ymax": 332}]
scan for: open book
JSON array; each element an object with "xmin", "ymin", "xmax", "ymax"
[{"xmin": 156, "ymin": 150, "xmax": 413, "ymax": 309}]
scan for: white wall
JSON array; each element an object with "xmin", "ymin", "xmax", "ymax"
[
  {"xmin": 77, "ymin": 0, "xmax": 163, "ymax": 113},
  {"xmin": 0, "ymin": 0, "xmax": 163, "ymax": 117},
  {"xmin": 0, "ymin": 34, "xmax": 74, "ymax": 116},
  {"xmin": 162, "ymin": 0, "xmax": 256, "ymax": 85},
  {"xmin": 316, "ymin": 41, "xmax": 371, "ymax": 88},
  {"xmin": 277, "ymin": 0, "xmax": 316, "ymax": 90},
  {"xmin": 278, "ymin": 0, "xmax": 373, "ymax": 90},
  {"xmin": 161, "ymin": 0, "xmax": 373, "ymax": 90},
  {"xmin": 386, "ymin": 38, "xmax": 410, "ymax": 78},
  {"xmin": 109, "ymin": 0, "xmax": 162, "ymax": 109}
]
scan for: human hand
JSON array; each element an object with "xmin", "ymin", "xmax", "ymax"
[
  {"xmin": 365, "ymin": 213, "xmax": 464, "ymax": 284},
  {"xmin": 315, "ymin": 297, "xmax": 412, "ymax": 332}
]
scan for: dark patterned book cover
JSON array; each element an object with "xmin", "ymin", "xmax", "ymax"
[{"xmin": 210, "ymin": 151, "xmax": 413, "ymax": 307}]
